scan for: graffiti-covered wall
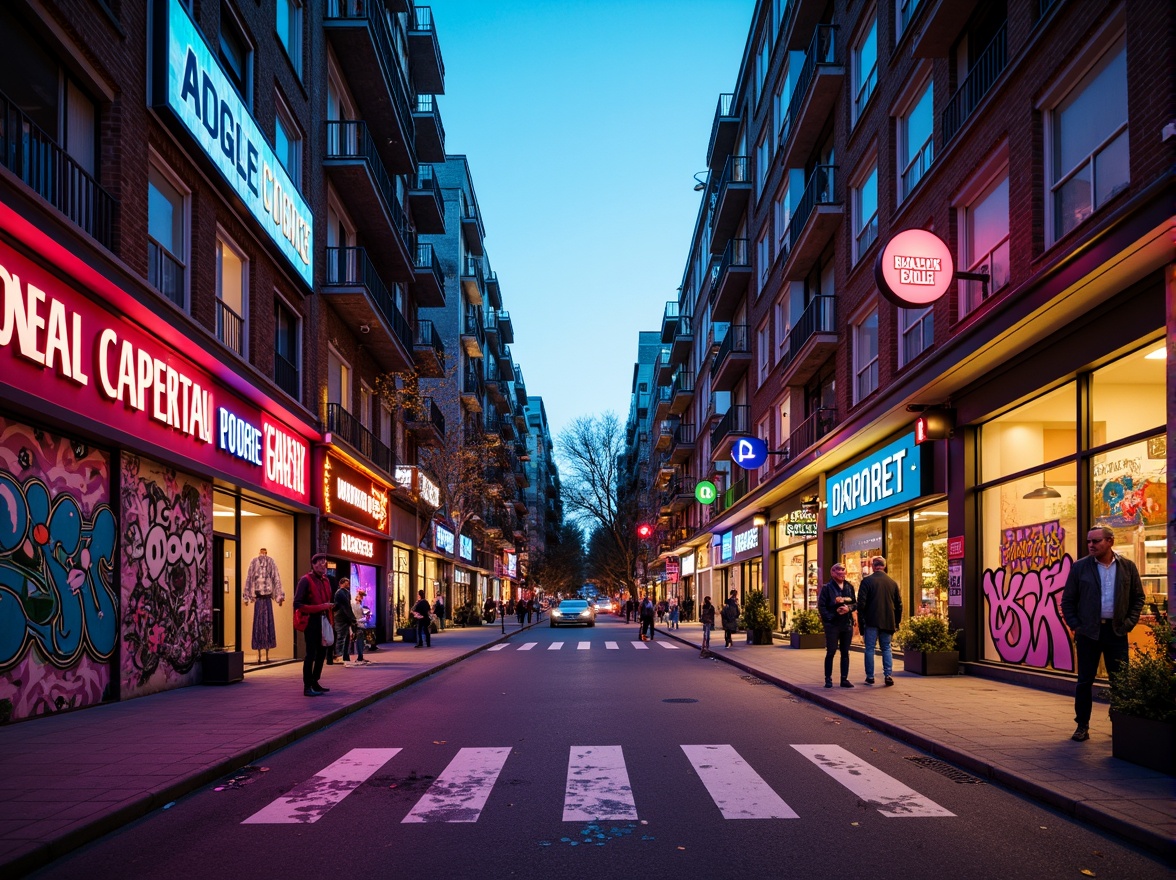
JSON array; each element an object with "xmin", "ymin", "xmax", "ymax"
[
  {"xmin": 120, "ymin": 454, "xmax": 212, "ymax": 698},
  {"xmin": 0, "ymin": 417, "xmax": 117, "ymax": 721}
]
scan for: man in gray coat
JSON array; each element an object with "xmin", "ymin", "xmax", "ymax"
[
  {"xmin": 857, "ymin": 556, "xmax": 902, "ymax": 687},
  {"xmin": 1061, "ymin": 526, "xmax": 1145, "ymax": 742}
]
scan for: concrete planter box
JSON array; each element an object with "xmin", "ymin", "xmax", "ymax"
[
  {"xmin": 201, "ymin": 650, "xmax": 243, "ymax": 685},
  {"xmin": 790, "ymin": 633, "xmax": 825, "ymax": 649},
  {"xmin": 902, "ymin": 649, "xmax": 959, "ymax": 676},
  {"xmin": 1110, "ymin": 711, "xmax": 1175, "ymax": 775}
]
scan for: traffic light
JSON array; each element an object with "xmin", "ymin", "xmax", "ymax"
[
  {"xmin": 636, "ymin": 523, "xmax": 653, "ymax": 540},
  {"xmin": 915, "ymin": 407, "xmax": 955, "ymax": 444}
]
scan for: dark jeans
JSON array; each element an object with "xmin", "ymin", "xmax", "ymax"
[
  {"xmin": 824, "ymin": 624, "xmax": 852, "ymax": 682},
  {"xmin": 640, "ymin": 617, "xmax": 654, "ymax": 639},
  {"xmin": 302, "ymin": 613, "xmax": 327, "ymax": 688},
  {"xmin": 1074, "ymin": 622, "xmax": 1129, "ymax": 726},
  {"xmin": 416, "ymin": 619, "xmax": 432, "ymax": 647}
]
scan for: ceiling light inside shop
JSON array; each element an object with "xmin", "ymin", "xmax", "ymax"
[{"xmin": 1144, "ymin": 346, "xmax": 1166, "ymax": 359}]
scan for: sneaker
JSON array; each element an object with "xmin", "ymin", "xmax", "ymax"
[
  {"xmin": 304, "ymin": 687, "xmax": 324, "ymax": 697},
  {"xmin": 884, "ymin": 676, "xmax": 894, "ymax": 687},
  {"xmin": 341, "ymin": 661, "xmax": 353, "ymax": 668},
  {"xmin": 1071, "ymin": 725, "xmax": 1089, "ymax": 742},
  {"xmin": 824, "ymin": 680, "xmax": 833, "ymax": 689},
  {"xmin": 314, "ymin": 684, "xmax": 331, "ymax": 692},
  {"xmin": 840, "ymin": 680, "xmax": 855, "ymax": 688},
  {"xmin": 864, "ymin": 678, "xmax": 875, "ymax": 685}
]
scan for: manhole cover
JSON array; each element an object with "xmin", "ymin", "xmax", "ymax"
[
  {"xmin": 904, "ymin": 756, "xmax": 986, "ymax": 784},
  {"xmin": 740, "ymin": 675, "xmax": 772, "ymax": 686},
  {"xmin": 662, "ymin": 698, "xmax": 699, "ymax": 703}
]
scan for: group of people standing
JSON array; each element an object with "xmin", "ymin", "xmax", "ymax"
[
  {"xmin": 292, "ymin": 554, "xmax": 379, "ymax": 697},
  {"xmin": 818, "ymin": 556, "xmax": 903, "ymax": 689}
]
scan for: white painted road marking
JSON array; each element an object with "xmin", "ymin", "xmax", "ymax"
[
  {"xmin": 605, "ymin": 642, "xmax": 619, "ymax": 650},
  {"xmin": 658, "ymin": 642, "xmax": 680, "ymax": 649},
  {"xmin": 487, "ymin": 644, "xmax": 508, "ymax": 652},
  {"xmin": 242, "ymin": 748, "xmax": 401, "ymax": 824},
  {"xmin": 682, "ymin": 745, "xmax": 798, "ymax": 819},
  {"xmin": 563, "ymin": 745, "xmax": 638, "ymax": 822},
  {"xmin": 518, "ymin": 642, "xmax": 537, "ymax": 651},
  {"xmin": 791, "ymin": 744, "xmax": 955, "ymax": 817},
  {"xmin": 402, "ymin": 747, "xmax": 512, "ymax": 823},
  {"xmin": 578, "ymin": 641, "xmax": 591, "ymax": 650}
]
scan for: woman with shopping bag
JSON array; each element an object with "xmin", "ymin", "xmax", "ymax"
[{"xmin": 294, "ymin": 553, "xmax": 334, "ymax": 696}]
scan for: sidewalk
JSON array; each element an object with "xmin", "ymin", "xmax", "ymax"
[
  {"xmin": 656, "ymin": 621, "xmax": 1174, "ymax": 860},
  {"xmin": 0, "ymin": 622, "xmax": 524, "ymax": 876}
]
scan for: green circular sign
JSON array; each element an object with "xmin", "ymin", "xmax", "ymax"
[{"xmin": 695, "ymin": 480, "xmax": 717, "ymax": 505}]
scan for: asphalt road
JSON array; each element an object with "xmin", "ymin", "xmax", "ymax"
[{"xmin": 31, "ymin": 617, "xmax": 1171, "ymax": 880}]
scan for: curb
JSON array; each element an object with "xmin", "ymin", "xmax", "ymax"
[{"xmin": 657, "ymin": 627, "xmax": 1174, "ymax": 862}]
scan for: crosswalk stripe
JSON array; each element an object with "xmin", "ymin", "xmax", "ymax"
[
  {"xmin": 518, "ymin": 642, "xmax": 537, "ymax": 651},
  {"xmin": 682, "ymin": 745, "xmax": 798, "ymax": 819},
  {"xmin": 549, "ymin": 642, "xmax": 565, "ymax": 650},
  {"xmin": 631, "ymin": 641, "xmax": 648, "ymax": 649},
  {"xmin": 563, "ymin": 745, "xmax": 638, "ymax": 822},
  {"xmin": 487, "ymin": 644, "xmax": 508, "ymax": 652},
  {"xmin": 402, "ymin": 747, "xmax": 512, "ymax": 823},
  {"xmin": 657, "ymin": 642, "xmax": 680, "ymax": 649},
  {"xmin": 577, "ymin": 641, "xmax": 591, "ymax": 650},
  {"xmin": 791, "ymin": 745, "xmax": 954, "ymax": 817},
  {"xmin": 605, "ymin": 641, "xmax": 619, "ymax": 650},
  {"xmin": 242, "ymin": 748, "xmax": 401, "ymax": 824}
]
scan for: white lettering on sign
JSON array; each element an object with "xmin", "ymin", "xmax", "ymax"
[
  {"xmin": 264, "ymin": 423, "xmax": 306, "ymax": 495},
  {"xmin": 218, "ymin": 407, "xmax": 262, "ymax": 465},
  {"xmin": 830, "ymin": 448, "xmax": 907, "ymax": 519},
  {"xmin": 0, "ymin": 265, "xmax": 90, "ymax": 387},
  {"xmin": 733, "ymin": 527, "xmax": 760, "ymax": 554},
  {"xmin": 339, "ymin": 531, "xmax": 374, "ymax": 559},
  {"xmin": 336, "ymin": 476, "xmax": 387, "ymax": 522}
]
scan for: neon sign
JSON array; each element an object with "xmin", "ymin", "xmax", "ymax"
[
  {"xmin": 434, "ymin": 523, "xmax": 454, "ymax": 554},
  {"xmin": 826, "ymin": 433, "xmax": 925, "ymax": 528},
  {"xmin": 324, "ymin": 456, "xmax": 389, "ymax": 532},
  {"xmin": 218, "ymin": 407, "xmax": 262, "ymax": 465},
  {"xmin": 338, "ymin": 531, "xmax": 375, "ymax": 559},
  {"xmin": 459, "ymin": 534, "xmax": 474, "ymax": 562},
  {"xmin": 875, "ymin": 229, "xmax": 954, "ymax": 308}
]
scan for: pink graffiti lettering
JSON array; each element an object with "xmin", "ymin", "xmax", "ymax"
[
  {"xmin": 982, "ymin": 555, "xmax": 1074, "ymax": 671},
  {"xmin": 999, "ymin": 521, "xmax": 1065, "ymax": 573}
]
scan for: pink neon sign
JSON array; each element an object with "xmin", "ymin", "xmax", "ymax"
[
  {"xmin": 875, "ymin": 228, "xmax": 955, "ymax": 307},
  {"xmin": 0, "ymin": 241, "xmax": 310, "ymax": 505}
]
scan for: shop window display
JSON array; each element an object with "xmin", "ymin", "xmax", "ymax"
[
  {"xmin": 1090, "ymin": 343, "xmax": 1166, "ymax": 446},
  {"xmin": 980, "ymin": 382, "xmax": 1076, "ymax": 484}
]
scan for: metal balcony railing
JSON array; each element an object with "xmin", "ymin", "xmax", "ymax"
[
  {"xmin": 463, "ymin": 362, "xmax": 485, "ymax": 400},
  {"xmin": 782, "ymin": 295, "xmax": 835, "ymax": 369},
  {"xmin": 675, "ymin": 313, "xmax": 693, "ymax": 338},
  {"xmin": 415, "ymin": 240, "xmax": 443, "ymax": 285},
  {"xmin": 148, "ymin": 238, "xmax": 185, "ymax": 308},
  {"xmin": 325, "ymin": 246, "xmax": 415, "ymax": 352},
  {"xmin": 900, "ymin": 134, "xmax": 934, "ymax": 200},
  {"xmin": 673, "ymin": 423, "xmax": 696, "ymax": 446},
  {"xmin": 416, "ymin": 396, "xmax": 446, "ymax": 439},
  {"xmin": 710, "ymin": 404, "xmax": 751, "ymax": 449},
  {"xmin": 714, "ymin": 323, "xmax": 749, "ymax": 368},
  {"xmin": 671, "ymin": 369, "xmax": 694, "ymax": 397},
  {"xmin": 711, "ymin": 237, "xmax": 751, "ymax": 289},
  {"xmin": 325, "ymin": 121, "xmax": 411, "ymax": 245},
  {"xmin": 715, "ymin": 154, "xmax": 749, "ymax": 195},
  {"xmin": 788, "ymin": 164, "xmax": 837, "ymax": 251},
  {"xmin": 415, "ymin": 319, "xmax": 445, "ymax": 360},
  {"xmin": 216, "ymin": 300, "xmax": 244, "ymax": 357},
  {"xmin": 463, "ymin": 304, "xmax": 486, "ymax": 347},
  {"xmin": 274, "ymin": 352, "xmax": 300, "ymax": 400},
  {"xmin": 721, "ymin": 476, "xmax": 749, "ymax": 511},
  {"xmin": 789, "ymin": 407, "xmax": 836, "ymax": 456},
  {"xmin": 781, "ymin": 24, "xmax": 839, "ymax": 148},
  {"xmin": 414, "ymin": 94, "xmax": 445, "ymax": 141},
  {"xmin": 0, "ymin": 89, "xmax": 117, "ymax": 250},
  {"xmin": 943, "ymin": 22, "xmax": 1007, "ymax": 143},
  {"xmin": 326, "ymin": 402, "xmax": 394, "ymax": 473}
]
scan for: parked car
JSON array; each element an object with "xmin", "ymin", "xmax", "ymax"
[{"xmin": 551, "ymin": 599, "xmax": 595, "ymax": 628}]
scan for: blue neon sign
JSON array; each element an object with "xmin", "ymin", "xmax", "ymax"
[
  {"xmin": 825, "ymin": 433, "xmax": 926, "ymax": 528},
  {"xmin": 731, "ymin": 436, "xmax": 768, "ymax": 469},
  {"xmin": 459, "ymin": 534, "xmax": 474, "ymax": 561}
]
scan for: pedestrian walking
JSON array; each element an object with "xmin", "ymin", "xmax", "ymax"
[
  {"xmin": 669, "ymin": 597, "xmax": 680, "ymax": 629},
  {"xmin": 517, "ymin": 597, "xmax": 527, "ymax": 626},
  {"xmin": 720, "ymin": 590, "xmax": 740, "ymax": 648},
  {"xmin": 412, "ymin": 589, "xmax": 432, "ymax": 648},
  {"xmin": 699, "ymin": 596, "xmax": 716, "ymax": 654},
  {"xmin": 639, "ymin": 595, "xmax": 655, "ymax": 641},
  {"xmin": 624, "ymin": 597, "xmax": 633, "ymax": 623},
  {"xmin": 294, "ymin": 553, "xmax": 334, "ymax": 696},
  {"xmin": 1061, "ymin": 526, "xmax": 1145, "ymax": 742},
  {"xmin": 433, "ymin": 594, "xmax": 446, "ymax": 631},
  {"xmin": 818, "ymin": 563, "xmax": 857, "ymax": 688},
  {"xmin": 350, "ymin": 586, "xmax": 369, "ymax": 664},
  {"xmin": 332, "ymin": 577, "xmax": 358, "ymax": 667},
  {"xmin": 857, "ymin": 556, "xmax": 901, "ymax": 686}
]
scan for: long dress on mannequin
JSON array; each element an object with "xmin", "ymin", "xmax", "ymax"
[{"xmin": 244, "ymin": 549, "xmax": 284, "ymax": 661}]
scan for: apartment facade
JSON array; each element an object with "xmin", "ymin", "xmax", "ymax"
[{"xmin": 633, "ymin": 0, "xmax": 1173, "ymax": 691}]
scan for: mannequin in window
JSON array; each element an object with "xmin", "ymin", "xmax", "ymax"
[{"xmin": 244, "ymin": 548, "xmax": 285, "ymax": 662}]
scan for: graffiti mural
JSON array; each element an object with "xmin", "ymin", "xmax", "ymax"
[
  {"xmin": 982, "ymin": 520, "xmax": 1074, "ymax": 671},
  {"xmin": 0, "ymin": 417, "xmax": 116, "ymax": 720},
  {"xmin": 120, "ymin": 454, "xmax": 212, "ymax": 698}
]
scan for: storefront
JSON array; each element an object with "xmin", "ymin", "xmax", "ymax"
[
  {"xmin": 713, "ymin": 517, "xmax": 766, "ymax": 606},
  {"xmin": 770, "ymin": 500, "xmax": 819, "ymax": 630},
  {"xmin": 679, "ymin": 550, "xmax": 695, "ymax": 619},
  {"xmin": 424, "ymin": 521, "xmax": 455, "ymax": 612},
  {"xmin": 0, "ymin": 237, "xmax": 315, "ymax": 721}
]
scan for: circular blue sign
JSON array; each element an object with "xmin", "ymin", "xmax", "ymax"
[{"xmin": 730, "ymin": 436, "xmax": 768, "ymax": 469}]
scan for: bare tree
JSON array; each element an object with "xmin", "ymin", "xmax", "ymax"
[{"xmin": 528, "ymin": 522, "xmax": 585, "ymax": 598}]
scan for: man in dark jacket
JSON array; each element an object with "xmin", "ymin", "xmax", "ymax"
[
  {"xmin": 412, "ymin": 589, "xmax": 433, "ymax": 648},
  {"xmin": 857, "ymin": 556, "xmax": 902, "ymax": 687},
  {"xmin": 639, "ymin": 595, "xmax": 656, "ymax": 641},
  {"xmin": 1061, "ymin": 526, "xmax": 1145, "ymax": 742},
  {"xmin": 719, "ymin": 590, "xmax": 740, "ymax": 648},
  {"xmin": 818, "ymin": 563, "xmax": 857, "ymax": 688},
  {"xmin": 294, "ymin": 553, "xmax": 334, "ymax": 696},
  {"xmin": 332, "ymin": 577, "xmax": 359, "ymax": 667}
]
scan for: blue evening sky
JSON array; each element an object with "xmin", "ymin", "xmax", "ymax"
[{"xmin": 431, "ymin": 0, "xmax": 753, "ymax": 442}]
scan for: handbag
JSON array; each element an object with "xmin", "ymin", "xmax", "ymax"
[
  {"xmin": 293, "ymin": 608, "xmax": 309, "ymax": 632},
  {"xmin": 320, "ymin": 615, "xmax": 333, "ymax": 647}
]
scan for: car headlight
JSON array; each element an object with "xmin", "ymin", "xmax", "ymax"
[
  {"xmin": 579, "ymin": 610, "xmax": 591, "ymax": 617},
  {"xmin": 552, "ymin": 609, "xmax": 562, "ymax": 617}
]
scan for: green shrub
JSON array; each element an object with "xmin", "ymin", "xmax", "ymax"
[
  {"xmin": 894, "ymin": 613, "xmax": 959, "ymax": 652},
  {"xmin": 740, "ymin": 589, "xmax": 776, "ymax": 631},
  {"xmin": 1110, "ymin": 616, "xmax": 1175, "ymax": 723},
  {"xmin": 791, "ymin": 608, "xmax": 824, "ymax": 635}
]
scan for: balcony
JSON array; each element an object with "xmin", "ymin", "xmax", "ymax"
[
  {"xmin": 943, "ymin": 23, "xmax": 1007, "ymax": 144},
  {"xmin": 708, "ymin": 156, "xmax": 751, "ymax": 254},
  {"xmin": 485, "ymin": 355, "xmax": 506, "ymax": 404},
  {"xmin": 513, "ymin": 367, "xmax": 528, "ymax": 406},
  {"xmin": 779, "ymin": 295, "xmax": 836, "ymax": 386},
  {"xmin": 667, "ymin": 477, "xmax": 696, "ymax": 512},
  {"xmin": 411, "ymin": 242, "xmax": 445, "ymax": 308},
  {"xmin": 1, "ymin": 90, "xmax": 117, "ymax": 250},
  {"xmin": 711, "ymin": 324, "xmax": 751, "ymax": 391},
  {"xmin": 710, "ymin": 238, "xmax": 751, "ymax": 322},
  {"xmin": 324, "ymin": 121, "xmax": 413, "ymax": 279},
  {"xmin": 413, "ymin": 319, "xmax": 446, "ymax": 378},
  {"xmin": 669, "ymin": 368, "xmax": 694, "ymax": 416},
  {"xmin": 910, "ymin": 0, "xmax": 981, "ymax": 57},
  {"xmin": 326, "ymin": 403, "xmax": 394, "ymax": 474},
  {"xmin": 460, "ymin": 191, "xmax": 485, "ymax": 256},
  {"xmin": 408, "ymin": 6, "xmax": 446, "ymax": 95},
  {"xmin": 483, "ymin": 308, "xmax": 500, "ymax": 353},
  {"xmin": 655, "ymin": 456, "xmax": 676, "ymax": 489},
  {"xmin": 461, "ymin": 255, "xmax": 484, "ymax": 305},
  {"xmin": 148, "ymin": 238, "xmax": 185, "ymax": 309},
  {"xmin": 660, "ymin": 300, "xmax": 680, "ymax": 343},
  {"xmin": 778, "ymin": 25, "xmax": 842, "ymax": 171},
  {"xmin": 411, "ymin": 95, "xmax": 446, "ymax": 163},
  {"xmin": 497, "ymin": 310, "xmax": 515, "ymax": 344},
  {"xmin": 498, "ymin": 346, "xmax": 516, "ymax": 381},
  {"xmin": 406, "ymin": 396, "xmax": 445, "ymax": 447},
  {"xmin": 710, "ymin": 404, "xmax": 751, "ymax": 462},
  {"xmin": 654, "ymin": 420, "xmax": 674, "ymax": 453},
  {"xmin": 323, "ymin": 1, "xmax": 415, "ymax": 172},
  {"xmin": 215, "ymin": 300, "xmax": 244, "ymax": 358},
  {"xmin": 652, "ymin": 384, "xmax": 672, "ymax": 422},
  {"xmin": 274, "ymin": 352, "xmax": 300, "ymax": 401},
  {"xmin": 706, "ymin": 92, "xmax": 738, "ymax": 170},
  {"xmin": 484, "ymin": 270, "xmax": 502, "ymax": 309},
  {"xmin": 460, "ymin": 361, "xmax": 484, "ymax": 412},
  {"xmin": 670, "ymin": 313, "xmax": 693, "ymax": 366},
  {"xmin": 721, "ymin": 475, "xmax": 749, "ymax": 512},
  {"xmin": 783, "ymin": 165, "xmax": 841, "ymax": 281},
  {"xmin": 408, "ymin": 165, "xmax": 445, "ymax": 233},
  {"xmin": 484, "ymin": 410, "xmax": 505, "ymax": 439},
  {"xmin": 654, "ymin": 346, "xmax": 674, "ymax": 387},
  {"xmin": 669, "ymin": 423, "xmax": 695, "ymax": 465},
  {"xmin": 789, "ymin": 407, "xmax": 837, "ymax": 458},
  {"xmin": 323, "ymin": 247, "xmax": 414, "ymax": 370},
  {"xmin": 461, "ymin": 304, "xmax": 485, "ymax": 357}
]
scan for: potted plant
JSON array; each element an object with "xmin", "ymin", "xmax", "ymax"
[
  {"xmin": 789, "ymin": 608, "xmax": 825, "ymax": 649},
  {"xmin": 894, "ymin": 612, "xmax": 959, "ymax": 675},
  {"xmin": 1109, "ymin": 616, "xmax": 1175, "ymax": 774},
  {"xmin": 740, "ymin": 589, "xmax": 775, "ymax": 645},
  {"xmin": 201, "ymin": 645, "xmax": 244, "ymax": 685}
]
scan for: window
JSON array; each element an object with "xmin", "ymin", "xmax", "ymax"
[
  {"xmin": 757, "ymin": 229, "xmax": 772, "ymax": 287},
  {"xmin": 899, "ymin": 305, "xmax": 933, "ymax": 366},
  {"xmin": 853, "ymin": 309, "xmax": 879, "ymax": 402},
  {"xmin": 757, "ymin": 322, "xmax": 770, "ymax": 384},
  {"xmin": 757, "ymin": 417, "xmax": 771, "ymax": 476},
  {"xmin": 852, "ymin": 14, "xmax": 878, "ymax": 124},
  {"xmin": 215, "ymin": 234, "xmax": 248, "ymax": 357},
  {"xmin": 360, "ymin": 382, "xmax": 374, "ymax": 431},
  {"xmin": 380, "ymin": 403, "xmax": 394, "ymax": 448},
  {"xmin": 896, "ymin": 0, "xmax": 924, "ymax": 41},
  {"xmin": 773, "ymin": 183, "xmax": 790, "ymax": 259},
  {"xmin": 778, "ymin": 402, "xmax": 790, "ymax": 452},
  {"xmin": 327, "ymin": 347, "xmax": 351, "ymax": 409},
  {"xmin": 899, "ymin": 79, "xmax": 934, "ymax": 201},
  {"xmin": 277, "ymin": 0, "xmax": 302, "ymax": 75},
  {"xmin": 852, "ymin": 162, "xmax": 878, "ymax": 262},
  {"xmin": 774, "ymin": 294, "xmax": 790, "ymax": 364},
  {"xmin": 274, "ymin": 298, "xmax": 300, "ymax": 400},
  {"xmin": 274, "ymin": 97, "xmax": 302, "ymax": 187},
  {"xmin": 219, "ymin": 3, "xmax": 252, "ymax": 104},
  {"xmin": 147, "ymin": 161, "xmax": 188, "ymax": 309},
  {"xmin": 756, "ymin": 134, "xmax": 771, "ymax": 195},
  {"xmin": 755, "ymin": 31, "xmax": 771, "ymax": 105},
  {"xmin": 1048, "ymin": 40, "xmax": 1128, "ymax": 241},
  {"xmin": 960, "ymin": 172, "xmax": 1009, "ymax": 316}
]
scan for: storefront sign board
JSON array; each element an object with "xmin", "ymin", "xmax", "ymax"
[
  {"xmin": 825, "ymin": 432, "xmax": 927, "ymax": 528},
  {"xmin": 785, "ymin": 509, "xmax": 818, "ymax": 537},
  {"xmin": 875, "ymin": 229, "xmax": 953, "ymax": 308},
  {"xmin": 948, "ymin": 535, "xmax": 965, "ymax": 558},
  {"xmin": 434, "ymin": 523, "xmax": 454, "ymax": 554},
  {"xmin": 332, "ymin": 528, "xmax": 378, "ymax": 561},
  {"xmin": 680, "ymin": 553, "xmax": 695, "ymax": 578},
  {"xmin": 324, "ymin": 455, "xmax": 390, "ymax": 533},
  {"xmin": 459, "ymin": 534, "xmax": 474, "ymax": 562}
]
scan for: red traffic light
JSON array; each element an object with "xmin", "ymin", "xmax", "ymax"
[
  {"xmin": 915, "ymin": 408, "xmax": 954, "ymax": 444},
  {"xmin": 636, "ymin": 523, "xmax": 653, "ymax": 539}
]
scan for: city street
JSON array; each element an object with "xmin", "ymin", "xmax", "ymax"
[{"xmin": 30, "ymin": 618, "xmax": 1170, "ymax": 880}]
